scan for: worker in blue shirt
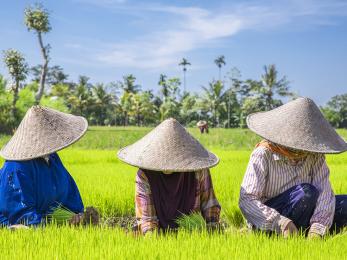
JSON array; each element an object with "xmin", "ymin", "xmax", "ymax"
[{"xmin": 0, "ymin": 106, "xmax": 94, "ymax": 228}]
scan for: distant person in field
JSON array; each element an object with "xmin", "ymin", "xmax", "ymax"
[
  {"xmin": 117, "ymin": 118, "xmax": 221, "ymax": 235},
  {"xmin": 0, "ymin": 106, "xmax": 98, "ymax": 229},
  {"xmin": 197, "ymin": 120, "xmax": 209, "ymax": 134},
  {"xmin": 239, "ymin": 97, "xmax": 347, "ymax": 238}
]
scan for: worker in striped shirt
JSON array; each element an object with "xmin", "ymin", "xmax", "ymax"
[{"xmin": 239, "ymin": 97, "xmax": 347, "ymax": 238}]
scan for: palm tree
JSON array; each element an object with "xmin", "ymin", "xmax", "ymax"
[
  {"xmin": 158, "ymin": 74, "xmax": 169, "ymax": 101},
  {"xmin": 68, "ymin": 79, "xmax": 92, "ymax": 117},
  {"xmin": 179, "ymin": 58, "xmax": 191, "ymax": 92},
  {"xmin": 214, "ymin": 55, "xmax": 226, "ymax": 82},
  {"xmin": 260, "ymin": 64, "xmax": 291, "ymax": 110},
  {"xmin": 121, "ymin": 74, "xmax": 141, "ymax": 94},
  {"xmin": 92, "ymin": 84, "xmax": 114, "ymax": 125},
  {"xmin": 201, "ymin": 80, "xmax": 226, "ymax": 127}
]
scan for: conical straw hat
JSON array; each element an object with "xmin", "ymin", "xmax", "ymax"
[
  {"xmin": 247, "ymin": 97, "xmax": 347, "ymax": 154},
  {"xmin": 117, "ymin": 118, "xmax": 219, "ymax": 171},
  {"xmin": 0, "ymin": 106, "xmax": 88, "ymax": 161}
]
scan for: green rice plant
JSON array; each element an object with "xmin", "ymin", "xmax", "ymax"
[
  {"xmin": 175, "ymin": 212, "xmax": 206, "ymax": 231},
  {"xmin": 48, "ymin": 205, "xmax": 75, "ymax": 225}
]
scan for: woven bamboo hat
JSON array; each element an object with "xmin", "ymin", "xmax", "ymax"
[
  {"xmin": 117, "ymin": 118, "xmax": 219, "ymax": 171},
  {"xmin": 247, "ymin": 97, "xmax": 347, "ymax": 154},
  {"xmin": 0, "ymin": 106, "xmax": 88, "ymax": 161}
]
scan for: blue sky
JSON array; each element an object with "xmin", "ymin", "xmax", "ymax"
[{"xmin": 0, "ymin": 0, "xmax": 346, "ymax": 104}]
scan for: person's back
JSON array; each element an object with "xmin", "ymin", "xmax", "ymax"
[
  {"xmin": 0, "ymin": 153, "xmax": 83, "ymax": 226},
  {"xmin": 0, "ymin": 106, "xmax": 98, "ymax": 228}
]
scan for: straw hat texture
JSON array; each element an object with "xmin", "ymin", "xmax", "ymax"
[
  {"xmin": 247, "ymin": 97, "xmax": 347, "ymax": 154},
  {"xmin": 0, "ymin": 106, "xmax": 88, "ymax": 161},
  {"xmin": 117, "ymin": 118, "xmax": 219, "ymax": 171}
]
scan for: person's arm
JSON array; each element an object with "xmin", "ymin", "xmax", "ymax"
[
  {"xmin": 0, "ymin": 167, "xmax": 42, "ymax": 226},
  {"xmin": 309, "ymin": 155, "xmax": 335, "ymax": 237},
  {"xmin": 198, "ymin": 169, "xmax": 221, "ymax": 224},
  {"xmin": 239, "ymin": 147, "xmax": 292, "ymax": 233},
  {"xmin": 62, "ymin": 174, "xmax": 84, "ymax": 214},
  {"xmin": 135, "ymin": 170, "xmax": 158, "ymax": 234}
]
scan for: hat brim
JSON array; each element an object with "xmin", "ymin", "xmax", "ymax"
[
  {"xmin": 0, "ymin": 116, "xmax": 88, "ymax": 161},
  {"xmin": 247, "ymin": 112, "xmax": 347, "ymax": 154},
  {"xmin": 117, "ymin": 147, "xmax": 219, "ymax": 172}
]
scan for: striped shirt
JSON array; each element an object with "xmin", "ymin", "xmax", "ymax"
[
  {"xmin": 239, "ymin": 146, "xmax": 335, "ymax": 236},
  {"xmin": 135, "ymin": 169, "xmax": 221, "ymax": 234}
]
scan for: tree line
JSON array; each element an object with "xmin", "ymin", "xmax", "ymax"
[{"xmin": 0, "ymin": 3, "xmax": 346, "ymax": 133}]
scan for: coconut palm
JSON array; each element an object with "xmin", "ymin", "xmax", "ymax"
[
  {"xmin": 158, "ymin": 74, "xmax": 169, "ymax": 101},
  {"xmin": 92, "ymin": 83, "xmax": 114, "ymax": 125},
  {"xmin": 214, "ymin": 55, "xmax": 226, "ymax": 82},
  {"xmin": 179, "ymin": 58, "xmax": 191, "ymax": 92},
  {"xmin": 201, "ymin": 80, "xmax": 227, "ymax": 127},
  {"xmin": 120, "ymin": 74, "xmax": 140, "ymax": 94},
  {"xmin": 260, "ymin": 64, "xmax": 291, "ymax": 110},
  {"xmin": 68, "ymin": 78, "xmax": 92, "ymax": 118}
]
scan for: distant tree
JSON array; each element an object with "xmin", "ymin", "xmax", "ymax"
[
  {"xmin": 0, "ymin": 75, "xmax": 7, "ymax": 93},
  {"xmin": 179, "ymin": 58, "xmax": 191, "ymax": 93},
  {"xmin": 240, "ymin": 96, "xmax": 266, "ymax": 127},
  {"xmin": 119, "ymin": 74, "xmax": 141, "ymax": 94},
  {"xmin": 180, "ymin": 92, "xmax": 199, "ymax": 125},
  {"xmin": 214, "ymin": 55, "xmax": 226, "ymax": 82},
  {"xmin": 259, "ymin": 64, "xmax": 291, "ymax": 110},
  {"xmin": 129, "ymin": 91, "xmax": 157, "ymax": 126},
  {"xmin": 50, "ymin": 83, "xmax": 68, "ymax": 97},
  {"xmin": 201, "ymin": 80, "xmax": 227, "ymax": 127},
  {"xmin": 24, "ymin": 3, "xmax": 51, "ymax": 104},
  {"xmin": 31, "ymin": 65, "xmax": 68, "ymax": 85},
  {"xmin": 322, "ymin": 94, "xmax": 347, "ymax": 128},
  {"xmin": 119, "ymin": 92, "xmax": 133, "ymax": 126},
  {"xmin": 92, "ymin": 83, "xmax": 114, "ymax": 125},
  {"xmin": 160, "ymin": 98, "xmax": 180, "ymax": 121},
  {"xmin": 2, "ymin": 49, "xmax": 29, "ymax": 122},
  {"xmin": 78, "ymin": 75, "xmax": 91, "ymax": 88},
  {"xmin": 68, "ymin": 77, "xmax": 93, "ymax": 117},
  {"xmin": 159, "ymin": 77, "xmax": 181, "ymax": 121},
  {"xmin": 166, "ymin": 77, "xmax": 181, "ymax": 100},
  {"xmin": 158, "ymin": 74, "xmax": 169, "ymax": 101},
  {"xmin": 0, "ymin": 74, "xmax": 12, "ymax": 133},
  {"xmin": 226, "ymin": 67, "xmax": 242, "ymax": 128}
]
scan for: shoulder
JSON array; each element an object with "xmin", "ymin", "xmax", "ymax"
[
  {"xmin": 50, "ymin": 153, "xmax": 63, "ymax": 163},
  {"xmin": 0, "ymin": 160, "xmax": 34, "ymax": 182},
  {"xmin": 308, "ymin": 153, "xmax": 327, "ymax": 166},
  {"xmin": 1, "ymin": 160, "xmax": 31, "ymax": 173},
  {"xmin": 250, "ymin": 146, "xmax": 272, "ymax": 161}
]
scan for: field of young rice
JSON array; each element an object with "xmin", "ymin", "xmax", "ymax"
[{"xmin": 0, "ymin": 128, "xmax": 346, "ymax": 259}]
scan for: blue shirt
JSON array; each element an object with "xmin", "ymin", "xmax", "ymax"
[{"xmin": 0, "ymin": 153, "xmax": 84, "ymax": 226}]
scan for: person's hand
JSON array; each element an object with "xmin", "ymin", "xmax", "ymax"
[
  {"xmin": 9, "ymin": 224, "xmax": 29, "ymax": 230},
  {"xmin": 69, "ymin": 207, "xmax": 100, "ymax": 226},
  {"xmin": 308, "ymin": 231, "xmax": 322, "ymax": 239},
  {"xmin": 206, "ymin": 222, "xmax": 221, "ymax": 233},
  {"xmin": 282, "ymin": 221, "xmax": 298, "ymax": 238},
  {"xmin": 69, "ymin": 213, "xmax": 84, "ymax": 226}
]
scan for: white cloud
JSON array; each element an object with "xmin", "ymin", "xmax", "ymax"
[
  {"xmin": 65, "ymin": 0, "xmax": 347, "ymax": 70},
  {"xmin": 93, "ymin": 5, "xmax": 244, "ymax": 70}
]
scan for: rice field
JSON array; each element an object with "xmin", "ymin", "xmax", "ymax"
[{"xmin": 0, "ymin": 127, "xmax": 346, "ymax": 259}]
